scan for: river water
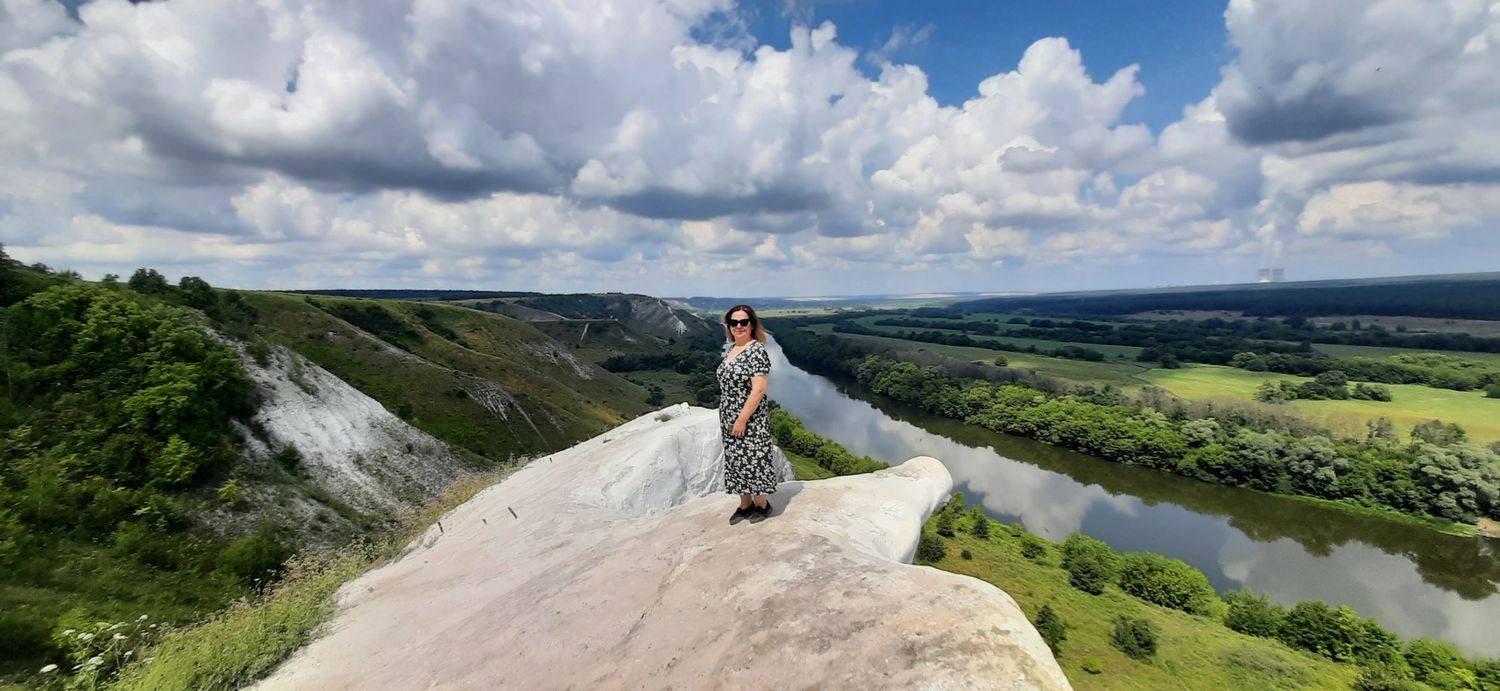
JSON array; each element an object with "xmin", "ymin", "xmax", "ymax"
[{"xmin": 763, "ymin": 338, "xmax": 1500, "ymax": 656}]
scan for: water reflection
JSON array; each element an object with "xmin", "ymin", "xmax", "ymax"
[{"xmin": 764, "ymin": 338, "xmax": 1500, "ymax": 656}]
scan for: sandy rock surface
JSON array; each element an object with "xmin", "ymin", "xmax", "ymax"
[{"xmin": 255, "ymin": 403, "xmax": 1070, "ymax": 690}]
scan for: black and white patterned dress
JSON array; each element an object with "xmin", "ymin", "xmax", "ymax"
[{"xmin": 717, "ymin": 340, "xmax": 777, "ymax": 495}]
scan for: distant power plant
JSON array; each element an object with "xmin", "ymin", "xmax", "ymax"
[{"xmin": 1257, "ymin": 268, "xmax": 1285, "ymax": 283}]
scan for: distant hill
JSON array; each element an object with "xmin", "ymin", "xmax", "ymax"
[{"xmin": 956, "ymin": 273, "xmax": 1500, "ymax": 320}]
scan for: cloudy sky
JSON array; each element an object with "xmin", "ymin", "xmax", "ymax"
[{"xmin": 2, "ymin": 0, "xmax": 1498, "ymax": 297}]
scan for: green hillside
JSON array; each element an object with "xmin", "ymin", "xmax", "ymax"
[{"xmin": 244, "ymin": 293, "xmax": 653, "ymax": 461}]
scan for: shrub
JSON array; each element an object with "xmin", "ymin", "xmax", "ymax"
[
  {"xmin": 1110, "ymin": 616, "xmax": 1158, "ymax": 660},
  {"xmin": 1033, "ymin": 605, "xmax": 1067, "ymax": 657},
  {"xmin": 217, "ymin": 531, "xmax": 294, "ymax": 584},
  {"xmin": 960, "ymin": 549, "xmax": 973, "ymax": 560},
  {"xmin": 1060, "ymin": 533, "xmax": 1117, "ymax": 595},
  {"xmin": 915, "ymin": 532, "xmax": 946, "ymax": 563},
  {"xmin": 1277, "ymin": 601, "xmax": 1391, "ymax": 662},
  {"xmin": 934, "ymin": 509, "xmax": 957, "ymax": 538},
  {"xmin": 1353, "ymin": 663, "xmax": 1428, "ymax": 691},
  {"xmin": 1115, "ymin": 552, "xmax": 1219, "ymax": 615},
  {"xmin": 969, "ymin": 508, "xmax": 990, "ymax": 538},
  {"xmin": 1080, "ymin": 657, "xmax": 1103, "ymax": 674},
  {"xmin": 1404, "ymin": 638, "xmax": 1472, "ymax": 686},
  {"xmin": 0, "ymin": 610, "xmax": 52, "ymax": 663},
  {"xmin": 1223, "ymin": 590, "xmax": 1285, "ymax": 638},
  {"xmin": 1485, "ymin": 384, "xmax": 1500, "ymax": 399},
  {"xmin": 1019, "ymin": 534, "xmax": 1049, "ymax": 562}
]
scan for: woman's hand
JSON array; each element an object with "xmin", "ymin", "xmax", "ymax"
[{"xmin": 731, "ymin": 419, "xmax": 748, "ymax": 437}]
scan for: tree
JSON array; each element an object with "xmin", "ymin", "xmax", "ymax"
[
  {"xmin": 916, "ymin": 532, "xmax": 946, "ymax": 562},
  {"xmin": 127, "ymin": 267, "xmax": 171, "ymax": 295},
  {"xmin": 1110, "ymin": 616, "xmax": 1158, "ymax": 660},
  {"xmin": 1115, "ymin": 552, "xmax": 1219, "ymax": 615},
  {"xmin": 1411, "ymin": 420, "xmax": 1467, "ymax": 447},
  {"xmin": 1366, "ymin": 418, "xmax": 1398, "ymax": 445},
  {"xmin": 969, "ymin": 508, "xmax": 990, "ymax": 538},
  {"xmin": 1034, "ymin": 605, "xmax": 1067, "ymax": 657},
  {"xmin": 1224, "ymin": 590, "xmax": 1285, "ymax": 638},
  {"xmin": 1061, "ymin": 533, "xmax": 1117, "ymax": 595}
]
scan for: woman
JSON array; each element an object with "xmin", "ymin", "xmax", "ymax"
[{"xmin": 717, "ymin": 304, "xmax": 777, "ymax": 523}]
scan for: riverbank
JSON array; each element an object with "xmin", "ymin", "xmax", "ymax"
[{"xmin": 774, "ymin": 328, "xmax": 1498, "ymax": 536}]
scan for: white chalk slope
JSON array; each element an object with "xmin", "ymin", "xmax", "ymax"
[{"xmin": 256, "ymin": 404, "xmax": 1070, "ymax": 690}]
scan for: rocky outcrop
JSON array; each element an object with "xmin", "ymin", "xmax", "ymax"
[
  {"xmin": 255, "ymin": 404, "xmax": 1070, "ymax": 690},
  {"xmin": 238, "ymin": 344, "xmax": 469, "ymax": 514}
]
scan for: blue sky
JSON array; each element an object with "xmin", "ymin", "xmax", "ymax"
[
  {"xmin": 743, "ymin": 0, "xmax": 1230, "ymax": 132},
  {"xmin": 1, "ymin": 0, "xmax": 1497, "ymax": 297}
]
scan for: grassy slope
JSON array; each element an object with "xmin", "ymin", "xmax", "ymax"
[
  {"xmin": 924, "ymin": 518, "xmax": 1358, "ymax": 690},
  {"xmin": 1142, "ymin": 364, "xmax": 1500, "ymax": 444},
  {"xmin": 243, "ymin": 292, "xmax": 652, "ymax": 462}
]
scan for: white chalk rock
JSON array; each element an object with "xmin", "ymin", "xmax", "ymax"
[{"xmin": 256, "ymin": 404, "xmax": 1070, "ymax": 690}]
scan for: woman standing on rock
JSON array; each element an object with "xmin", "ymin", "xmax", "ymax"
[{"xmin": 719, "ymin": 304, "xmax": 777, "ymax": 523}]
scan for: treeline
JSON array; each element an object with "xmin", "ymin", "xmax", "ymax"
[
  {"xmin": 1, "ymin": 259, "xmax": 297, "ymax": 675},
  {"xmin": 956, "ymin": 276, "xmax": 1500, "ymax": 320},
  {"xmin": 834, "ymin": 323, "xmax": 1109, "ymax": 362},
  {"xmin": 1253, "ymin": 371, "xmax": 1394, "ymax": 402},
  {"xmin": 777, "ymin": 330, "xmax": 1500, "ymax": 525},
  {"xmin": 1234, "ymin": 352, "xmax": 1500, "ymax": 392},
  {"xmin": 768, "ymin": 408, "xmax": 887, "ymax": 476},
  {"xmin": 921, "ymin": 494, "xmax": 1500, "ymax": 688}
]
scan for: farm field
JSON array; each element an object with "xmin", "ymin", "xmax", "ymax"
[{"xmin": 1141, "ymin": 365, "xmax": 1500, "ymax": 444}]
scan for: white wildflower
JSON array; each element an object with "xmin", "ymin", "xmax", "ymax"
[
  {"xmin": 109, "ymin": 623, "xmax": 123, "ymax": 630},
  {"xmin": 62, "ymin": 629, "xmax": 75, "ymax": 636},
  {"xmin": 149, "ymin": 623, "xmax": 157, "ymax": 629},
  {"xmin": 78, "ymin": 632, "xmax": 95, "ymax": 641},
  {"xmin": 138, "ymin": 614, "xmax": 148, "ymax": 621},
  {"xmin": 85, "ymin": 655, "xmax": 103, "ymax": 668},
  {"xmin": 113, "ymin": 633, "xmax": 127, "ymax": 640},
  {"xmin": 125, "ymin": 650, "xmax": 133, "ymax": 657},
  {"xmin": 40, "ymin": 664, "xmax": 58, "ymax": 673}
]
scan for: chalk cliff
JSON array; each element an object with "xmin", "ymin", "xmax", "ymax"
[{"xmin": 255, "ymin": 403, "xmax": 1070, "ymax": 689}]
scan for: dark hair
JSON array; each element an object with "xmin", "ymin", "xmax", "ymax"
[{"xmin": 723, "ymin": 304, "xmax": 766, "ymax": 343}]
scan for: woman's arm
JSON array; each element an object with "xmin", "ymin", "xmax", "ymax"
[{"xmin": 732, "ymin": 375, "xmax": 769, "ymax": 436}]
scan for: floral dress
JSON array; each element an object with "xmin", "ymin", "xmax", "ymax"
[{"xmin": 717, "ymin": 340, "xmax": 777, "ymax": 495}]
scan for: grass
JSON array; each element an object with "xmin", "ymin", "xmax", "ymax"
[
  {"xmin": 1141, "ymin": 364, "xmax": 1500, "ymax": 444},
  {"xmin": 921, "ymin": 515, "xmax": 1358, "ymax": 690},
  {"xmin": 786, "ymin": 449, "xmax": 836, "ymax": 480},
  {"xmin": 109, "ymin": 468, "xmax": 516, "ymax": 690},
  {"xmin": 620, "ymin": 369, "xmax": 704, "ymax": 408}
]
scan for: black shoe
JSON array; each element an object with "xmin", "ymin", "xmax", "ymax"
[
  {"xmin": 730, "ymin": 505, "xmax": 753, "ymax": 524},
  {"xmin": 749, "ymin": 500, "xmax": 772, "ymax": 521}
]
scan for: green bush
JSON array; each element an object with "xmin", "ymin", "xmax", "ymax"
[
  {"xmin": 1080, "ymin": 657, "xmax": 1103, "ymax": 674},
  {"xmin": 1115, "ymin": 552, "xmax": 1219, "ymax": 615},
  {"xmin": 1486, "ymin": 384, "xmax": 1500, "ymax": 399},
  {"xmin": 1060, "ymin": 533, "xmax": 1117, "ymax": 595},
  {"xmin": 959, "ymin": 549, "xmax": 973, "ymax": 560},
  {"xmin": 0, "ymin": 609, "xmax": 53, "ymax": 662},
  {"xmin": 1110, "ymin": 616, "xmax": 1158, "ymax": 660},
  {"xmin": 1033, "ymin": 604, "xmax": 1067, "ymax": 657},
  {"xmin": 1276, "ymin": 601, "xmax": 1396, "ymax": 663},
  {"xmin": 969, "ymin": 508, "xmax": 990, "ymax": 538},
  {"xmin": 1019, "ymin": 534, "xmax": 1049, "ymax": 562},
  {"xmin": 1352, "ymin": 663, "xmax": 1428, "ymax": 691},
  {"xmin": 1404, "ymin": 638, "xmax": 1474, "ymax": 687},
  {"xmin": 1223, "ymin": 590, "xmax": 1286, "ymax": 638},
  {"xmin": 915, "ymin": 532, "xmax": 946, "ymax": 563},
  {"xmin": 217, "ymin": 531, "xmax": 294, "ymax": 584}
]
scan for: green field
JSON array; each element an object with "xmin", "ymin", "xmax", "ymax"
[
  {"xmin": 1141, "ymin": 365, "xmax": 1500, "ymax": 444},
  {"xmin": 926, "ymin": 515, "xmax": 1357, "ymax": 690},
  {"xmin": 806, "ymin": 326, "xmax": 1155, "ymax": 386}
]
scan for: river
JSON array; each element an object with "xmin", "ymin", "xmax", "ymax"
[{"xmin": 763, "ymin": 337, "xmax": 1500, "ymax": 656}]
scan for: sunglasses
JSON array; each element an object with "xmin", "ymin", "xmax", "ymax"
[{"xmin": 727, "ymin": 318, "xmax": 753, "ymax": 328}]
